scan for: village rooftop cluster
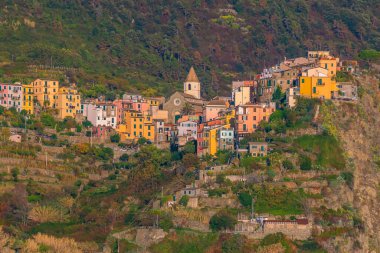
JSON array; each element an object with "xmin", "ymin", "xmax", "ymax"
[{"xmin": 0, "ymin": 50, "xmax": 358, "ymax": 156}]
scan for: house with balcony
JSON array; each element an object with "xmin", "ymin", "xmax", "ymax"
[{"xmin": 55, "ymin": 85, "xmax": 81, "ymax": 119}]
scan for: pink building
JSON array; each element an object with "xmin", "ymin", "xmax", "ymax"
[
  {"xmin": 113, "ymin": 99, "xmax": 132, "ymax": 124},
  {"xmin": 236, "ymin": 102, "xmax": 276, "ymax": 137},
  {"xmin": 0, "ymin": 83, "xmax": 23, "ymax": 112},
  {"xmin": 132, "ymin": 101, "xmax": 150, "ymax": 113},
  {"xmin": 204, "ymin": 100, "xmax": 227, "ymax": 122}
]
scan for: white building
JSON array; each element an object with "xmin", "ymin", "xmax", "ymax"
[
  {"xmin": 177, "ymin": 120, "xmax": 197, "ymax": 140},
  {"xmin": 82, "ymin": 102, "xmax": 117, "ymax": 128}
]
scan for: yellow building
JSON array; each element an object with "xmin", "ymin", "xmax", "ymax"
[
  {"xmin": 224, "ymin": 110, "xmax": 235, "ymax": 127},
  {"xmin": 31, "ymin": 79, "xmax": 59, "ymax": 108},
  {"xmin": 319, "ymin": 58, "xmax": 338, "ymax": 77},
  {"xmin": 55, "ymin": 86, "xmax": 81, "ymax": 119},
  {"xmin": 300, "ymin": 76, "xmax": 337, "ymax": 99},
  {"xmin": 22, "ymin": 84, "xmax": 34, "ymax": 114},
  {"xmin": 207, "ymin": 128, "xmax": 218, "ymax": 156},
  {"xmin": 117, "ymin": 110, "xmax": 154, "ymax": 141}
]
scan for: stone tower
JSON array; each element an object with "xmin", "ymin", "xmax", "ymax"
[{"xmin": 184, "ymin": 66, "xmax": 201, "ymax": 99}]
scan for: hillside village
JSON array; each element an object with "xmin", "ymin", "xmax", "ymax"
[
  {"xmin": 1, "ymin": 50, "xmax": 358, "ymax": 155},
  {"xmin": 0, "ymin": 50, "xmax": 377, "ymax": 253}
]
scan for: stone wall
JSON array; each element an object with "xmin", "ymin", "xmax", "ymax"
[{"xmin": 199, "ymin": 197, "xmax": 240, "ymax": 208}]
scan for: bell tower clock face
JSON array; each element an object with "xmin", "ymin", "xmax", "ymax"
[{"xmin": 174, "ymin": 98, "xmax": 181, "ymax": 106}]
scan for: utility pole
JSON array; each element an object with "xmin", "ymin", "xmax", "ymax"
[
  {"xmin": 251, "ymin": 197, "xmax": 254, "ymax": 221},
  {"xmin": 45, "ymin": 152, "xmax": 48, "ymax": 170},
  {"xmin": 90, "ymin": 129, "xmax": 93, "ymax": 147}
]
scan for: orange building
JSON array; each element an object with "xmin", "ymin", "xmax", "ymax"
[{"xmin": 235, "ymin": 102, "xmax": 276, "ymax": 137}]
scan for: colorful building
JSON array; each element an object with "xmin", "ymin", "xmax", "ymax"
[
  {"xmin": 319, "ymin": 58, "xmax": 338, "ymax": 77},
  {"xmin": 184, "ymin": 66, "xmax": 201, "ymax": 99},
  {"xmin": 236, "ymin": 102, "xmax": 276, "ymax": 137},
  {"xmin": 55, "ymin": 86, "xmax": 81, "ymax": 119},
  {"xmin": 177, "ymin": 120, "xmax": 197, "ymax": 140},
  {"xmin": 232, "ymin": 81, "xmax": 256, "ymax": 107},
  {"xmin": 82, "ymin": 101, "xmax": 117, "ymax": 128},
  {"xmin": 299, "ymin": 75, "xmax": 337, "ymax": 100},
  {"xmin": 204, "ymin": 100, "xmax": 228, "ymax": 122},
  {"xmin": 31, "ymin": 79, "xmax": 59, "ymax": 108},
  {"xmin": 22, "ymin": 84, "xmax": 34, "ymax": 114},
  {"xmin": 0, "ymin": 83, "xmax": 23, "ymax": 112},
  {"xmin": 117, "ymin": 110, "xmax": 154, "ymax": 141},
  {"xmin": 248, "ymin": 142, "xmax": 268, "ymax": 157},
  {"xmin": 218, "ymin": 127, "xmax": 235, "ymax": 151}
]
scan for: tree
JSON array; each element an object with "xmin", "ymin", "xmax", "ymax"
[
  {"xmin": 359, "ymin": 49, "xmax": 380, "ymax": 62},
  {"xmin": 183, "ymin": 141, "xmax": 196, "ymax": 154},
  {"xmin": 182, "ymin": 153, "xmax": 199, "ymax": 169},
  {"xmin": 299, "ymin": 155, "xmax": 312, "ymax": 170},
  {"xmin": 110, "ymin": 133, "xmax": 121, "ymax": 143},
  {"xmin": 11, "ymin": 168, "xmax": 19, "ymax": 182},
  {"xmin": 181, "ymin": 102, "xmax": 194, "ymax": 115},
  {"xmin": 179, "ymin": 195, "xmax": 189, "ymax": 206},
  {"xmin": 238, "ymin": 192, "xmax": 252, "ymax": 208},
  {"xmin": 82, "ymin": 120, "xmax": 92, "ymax": 128},
  {"xmin": 282, "ymin": 159, "xmax": 294, "ymax": 170},
  {"xmin": 137, "ymin": 137, "xmax": 147, "ymax": 145},
  {"xmin": 119, "ymin": 153, "xmax": 129, "ymax": 162},
  {"xmin": 209, "ymin": 211, "xmax": 237, "ymax": 231}
]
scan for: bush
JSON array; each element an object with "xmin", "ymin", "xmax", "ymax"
[
  {"xmin": 179, "ymin": 195, "xmax": 189, "ymax": 207},
  {"xmin": 238, "ymin": 192, "xmax": 252, "ymax": 208},
  {"xmin": 299, "ymin": 155, "xmax": 312, "ymax": 170},
  {"xmin": 110, "ymin": 134, "xmax": 120, "ymax": 143},
  {"xmin": 282, "ymin": 159, "xmax": 295, "ymax": 170},
  {"xmin": 221, "ymin": 234, "xmax": 244, "ymax": 253},
  {"xmin": 209, "ymin": 211, "xmax": 237, "ymax": 231},
  {"xmin": 159, "ymin": 215, "xmax": 173, "ymax": 231},
  {"xmin": 119, "ymin": 153, "xmax": 129, "ymax": 162}
]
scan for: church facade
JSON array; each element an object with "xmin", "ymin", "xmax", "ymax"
[{"xmin": 163, "ymin": 67, "xmax": 207, "ymax": 123}]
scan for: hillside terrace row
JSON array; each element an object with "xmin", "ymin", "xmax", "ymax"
[{"xmin": 0, "ymin": 51, "xmax": 358, "ymax": 156}]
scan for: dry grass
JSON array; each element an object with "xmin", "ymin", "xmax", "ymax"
[
  {"xmin": 28, "ymin": 205, "xmax": 66, "ymax": 223},
  {"xmin": 22, "ymin": 233, "xmax": 82, "ymax": 253}
]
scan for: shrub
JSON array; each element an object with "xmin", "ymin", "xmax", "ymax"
[
  {"xmin": 238, "ymin": 192, "xmax": 252, "ymax": 208},
  {"xmin": 209, "ymin": 211, "xmax": 237, "ymax": 231},
  {"xmin": 221, "ymin": 234, "xmax": 244, "ymax": 253},
  {"xmin": 110, "ymin": 134, "xmax": 120, "ymax": 143},
  {"xmin": 282, "ymin": 159, "xmax": 294, "ymax": 170},
  {"xmin": 159, "ymin": 215, "xmax": 173, "ymax": 231},
  {"xmin": 299, "ymin": 155, "xmax": 312, "ymax": 170},
  {"xmin": 119, "ymin": 153, "xmax": 129, "ymax": 162},
  {"xmin": 179, "ymin": 195, "xmax": 189, "ymax": 207}
]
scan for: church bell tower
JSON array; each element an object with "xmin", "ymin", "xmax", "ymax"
[{"xmin": 184, "ymin": 66, "xmax": 201, "ymax": 99}]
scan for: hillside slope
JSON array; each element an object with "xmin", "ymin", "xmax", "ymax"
[
  {"xmin": 0, "ymin": 0, "xmax": 379, "ymax": 97},
  {"xmin": 328, "ymin": 73, "xmax": 380, "ymax": 251}
]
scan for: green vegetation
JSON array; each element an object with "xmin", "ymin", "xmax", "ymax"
[
  {"xmin": 150, "ymin": 230, "xmax": 218, "ymax": 253},
  {"xmin": 179, "ymin": 195, "xmax": 189, "ymax": 207},
  {"xmin": 0, "ymin": 1, "xmax": 378, "ymax": 97},
  {"xmin": 236, "ymin": 185, "xmax": 306, "ymax": 215},
  {"xmin": 294, "ymin": 134, "xmax": 346, "ymax": 170},
  {"xmin": 209, "ymin": 211, "xmax": 237, "ymax": 231}
]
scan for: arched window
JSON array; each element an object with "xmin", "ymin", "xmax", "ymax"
[{"xmin": 188, "ymin": 83, "xmax": 191, "ymax": 90}]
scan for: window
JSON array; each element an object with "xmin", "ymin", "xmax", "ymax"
[
  {"xmin": 313, "ymin": 87, "xmax": 317, "ymax": 93},
  {"xmin": 243, "ymin": 124, "xmax": 247, "ymax": 131},
  {"xmin": 188, "ymin": 83, "xmax": 191, "ymax": 90},
  {"xmin": 317, "ymin": 79, "xmax": 322, "ymax": 85},
  {"xmin": 325, "ymin": 63, "xmax": 327, "ymax": 69},
  {"xmin": 253, "ymin": 116, "xmax": 256, "ymax": 120},
  {"xmin": 331, "ymin": 63, "xmax": 334, "ymax": 67},
  {"xmin": 287, "ymin": 80, "xmax": 290, "ymax": 84},
  {"xmin": 302, "ymin": 79, "xmax": 305, "ymax": 83}
]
